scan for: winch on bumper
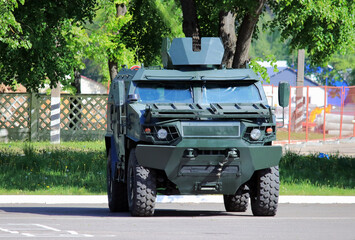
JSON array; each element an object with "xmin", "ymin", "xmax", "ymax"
[{"xmin": 135, "ymin": 139, "xmax": 281, "ymax": 195}]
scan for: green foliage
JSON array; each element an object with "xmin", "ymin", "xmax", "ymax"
[
  {"xmin": 0, "ymin": 0, "xmax": 97, "ymax": 92},
  {"xmin": 195, "ymin": 0, "xmax": 220, "ymax": 37},
  {"xmin": 249, "ymin": 12, "xmax": 294, "ymax": 63},
  {"xmin": 195, "ymin": 0, "xmax": 265, "ymax": 38},
  {"xmin": 249, "ymin": 55, "xmax": 278, "ymax": 83},
  {"xmin": 120, "ymin": 0, "xmax": 184, "ymax": 66},
  {"xmin": 270, "ymin": 0, "xmax": 355, "ymax": 65},
  {"xmin": 85, "ymin": 0, "xmax": 136, "ymax": 83},
  {"xmin": 328, "ymin": 53, "xmax": 355, "ymax": 86},
  {"xmin": 0, "ymin": 142, "xmax": 106, "ymax": 194},
  {"xmin": 0, "ymin": 0, "xmax": 31, "ymax": 49},
  {"xmin": 82, "ymin": 0, "xmax": 183, "ymax": 81},
  {"xmin": 280, "ymin": 151, "xmax": 354, "ymax": 190}
]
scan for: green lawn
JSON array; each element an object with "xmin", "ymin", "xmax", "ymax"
[
  {"xmin": 0, "ymin": 141, "xmax": 106, "ymax": 195},
  {"xmin": 0, "ymin": 141, "xmax": 354, "ymax": 196},
  {"xmin": 276, "ymin": 130, "xmax": 334, "ymax": 141}
]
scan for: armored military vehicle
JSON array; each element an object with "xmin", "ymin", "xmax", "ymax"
[{"xmin": 105, "ymin": 37, "xmax": 290, "ymax": 217}]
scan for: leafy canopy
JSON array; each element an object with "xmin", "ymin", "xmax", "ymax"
[
  {"xmin": 0, "ymin": 0, "xmax": 30, "ymax": 49},
  {"xmin": 0, "ymin": 0, "xmax": 97, "ymax": 92},
  {"xmin": 270, "ymin": 0, "xmax": 355, "ymax": 65},
  {"xmin": 82, "ymin": 0, "xmax": 183, "ymax": 83},
  {"xmin": 120, "ymin": 0, "xmax": 184, "ymax": 66}
]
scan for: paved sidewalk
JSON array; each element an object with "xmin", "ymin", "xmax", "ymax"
[
  {"xmin": 0, "ymin": 195, "xmax": 354, "ymax": 204},
  {"xmin": 282, "ymin": 137, "xmax": 355, "ymax": 157}
]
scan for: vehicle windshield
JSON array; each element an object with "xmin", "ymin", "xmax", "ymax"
[
  {"xmin": 135, "ymin": 83, "xmax": 193, "ymax": 103},
  {"xmin": 203, "ymin": 83, "xmax": 261, "ymax": 103}
]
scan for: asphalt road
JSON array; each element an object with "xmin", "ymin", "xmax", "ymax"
[{"xmin": 0, "ymin": 203, "xmax": 354, "ymax": 240}]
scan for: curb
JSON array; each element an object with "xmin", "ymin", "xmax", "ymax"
[{"xmin": 0, "ymin": 195, "xmax": 354, "ymax": 204}]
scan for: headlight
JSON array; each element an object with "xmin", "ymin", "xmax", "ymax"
[
  {"xmin": 157, "ymin": 129, "xmax": 168, "ymax": 139},
  {"xmin": 250, "ymin": 129, "xmax": 261, "ymax": 140}
]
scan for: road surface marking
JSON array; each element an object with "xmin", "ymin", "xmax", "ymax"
[
  {"xmin": 0, "ymin": 224, "xmax": 95, "ymax": 238},
  {"xmin": 21, "ymin": 233, "xmax": 35, "ymax": 237},
  {"xmin": 33, "ymin": 224, "xmax": 61, "ymax": 232},
  {"xmin": 0, "ymin": 227, "xmax": 19, "ymax": 234}
]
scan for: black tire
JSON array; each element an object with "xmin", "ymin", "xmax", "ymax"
[
  {"xmin": 223, "ymin": 184, "xmax": 249, "ymax": 212},
  {"xmin": 127, "ymin": 148, "xmax": 156, "ymax": 217},
  {"xmin": 107, "ymin": 150, "xmax": 129, "ymax": 212},
  {"xmin": 250, "ymin": 166, "xmax": 279, "ymax": 216}
]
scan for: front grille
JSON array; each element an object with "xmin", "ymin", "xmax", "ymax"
[{"xmin": 181, "ymin": 121, "xmax": 240, "ymax": 137}]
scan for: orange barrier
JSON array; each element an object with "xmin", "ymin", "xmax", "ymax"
[{"xmin": 263, "ymin": 85, "xmax": 355, "ymax": 144}]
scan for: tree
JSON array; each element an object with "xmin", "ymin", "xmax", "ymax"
[
  {"xmin": 0, "ymin": 0, "xmax": 30, "ymax": 49},
  {"xmin": 271, "ymin": 0, "xmax": 354, "ymax": 65},
  {"xmin": 180, "ymin": 0, "xmax": 201, "ymax": 51},
  {"xmin": 180, "ymin": 0, "xmax": 354, "ymax": 72},
  {"xmin": 249, "ymin": 11, "xmax": 294, "ymax": 63},
  {"xmin": 83, "ymin": 0, "xmax": 183, "ymax": 84},
  {"xmin": 0, "ymin": 0, "xmax": 97, "ymax": 92},
  {"xmin": 120, "ymin": 0, "xmax": 184, "ymax": 66}
]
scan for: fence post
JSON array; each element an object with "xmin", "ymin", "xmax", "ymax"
[
  {"xmin": 288, "ymin": 86, "xmax": 292, "ymax": 144},
  {"xmin": 323, "ymin": 86, "xmax": 327, "ymax": 142},
  {"xmin": 295, "ymin": 49, "xmax": 305, "ymax": 132},
  {"xmin": 306, "ymin": 86, "xmax": 309, "ymax": 142},
  {"xmin": 30, "ymin": 93, "xmax": 38, "ymax": 142},
  {"xmin": 339, "ymin": 86, "xmax": 344, "ymax": 139},
  {"xmin": 51, "ymin": 85, "xmax": 61, "ymax": 144}
]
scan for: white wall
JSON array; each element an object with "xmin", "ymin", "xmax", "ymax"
[{"xmin": 80, "ymin": 78, "xmax": 107, "ymax": 94}]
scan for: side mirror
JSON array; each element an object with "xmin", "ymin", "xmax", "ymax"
[{"xmin": 278, "ymin": 81, "xmax": 290, "ymax": 107}]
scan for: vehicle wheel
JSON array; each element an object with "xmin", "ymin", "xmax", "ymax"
[
  {"xmin": 127, "ymin": 148, "xmax": 156, "ymax": 217},
  {"xmin": 223, "ymin": 184, "xmax": 249, "ymax": 212},
  {"xmin": 250, "ymin": 166, "xmax": 279, "ymax": 216},
  {"xmin": 107, "ymin": 150, "xmax": 129, "ymax": 212}
]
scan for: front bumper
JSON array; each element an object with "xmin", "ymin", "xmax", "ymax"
[{"xmin": 135, "ymin": 139, "xmax": 281, "ymax": 195}]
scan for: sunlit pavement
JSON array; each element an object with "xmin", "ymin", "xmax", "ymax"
[{"xmin": 0, "ymin": 195, "xmax": 354, "ymax": 204}]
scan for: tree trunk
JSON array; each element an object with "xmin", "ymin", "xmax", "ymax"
[
  {"xmin": 219, "ymin": 10, "xmax": 236, "ymax": 68},
  {"xmin": 116, "ymin": 3, "xmax": 127, "ymax": 17},
  {"xmin": 108, "ymin": 60, "xmax": 118, "ymax": 83},
  {"xmin": 180, "ymin": 0, "xmax": 201, "ymax": 51},
  {"xmin": 108, "ymin": 3, "xmax": 127, "ymax": 81},
  {"xmin": 72, "ymin": 70, "xmax": 81, "ymax": 94},
  {"xmin": 232, "ymin": 0, "xmax": 266, "ymax": 68}
]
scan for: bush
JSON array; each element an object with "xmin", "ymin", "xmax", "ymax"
[{"xmin": 280, "ymin": 151, "xmax": 354, "ymax": 189}]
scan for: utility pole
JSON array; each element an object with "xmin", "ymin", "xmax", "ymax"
[{"xmin": 294, "ymin": 49, "xmax": 305, "ymax": 132}]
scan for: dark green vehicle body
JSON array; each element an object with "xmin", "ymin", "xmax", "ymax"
[{"xmin": 105, "ymin": 38, "xmax": 288, "ymax": 216}]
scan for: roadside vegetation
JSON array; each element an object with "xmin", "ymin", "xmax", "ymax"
[
  {"xmin": 280, "ymin": 151, "xmax": 354, "ymax": 195},
  {"xmin": 0, "ymin": 141, "xmax": 353, "ymax": 195},
  {"xmin": 0, "ymin": 142, "xmax": 106, "ymax": 195}
]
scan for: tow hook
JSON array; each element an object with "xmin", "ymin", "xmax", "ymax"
[{"xmin": 217, "ymin": 148, "xmax": 239, "ymax": 178}]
